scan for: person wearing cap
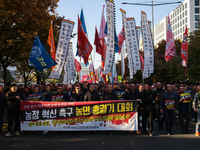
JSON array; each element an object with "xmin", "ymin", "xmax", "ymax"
[
  {"xmin": 193, "ymin": 85, "xmax": 200, "ymax": 136},
  {"xmin": 103, "ymin": 84, "xmax": 118, "ymax": 101},
  {"xmin": 38, "ymin": 84, "xmax": 44, "ymax": 94},
  {"xmin": 113, "ymin": 82, "xmax": 125, "ymax": 100},
  {"xmin": 0, "ymin": 85, "xmax": 6, "ymax": 133},
  {"xmin": 84, "ymin": 83, "xmax": 100, "ymax": 101},
  {"xmin": 160, "ymin": 84, "xmax": 179, "ymax": 135},
  {"xmin": 42, "ymin": 85, "xmax": 54, "ymax": 102},
  {"xmin": 178, "ymin": 86, "xmax": 192, "ymax": 134},
  {"xmin": 5, "ymin": 84, "xmax": 24, "ymax": 137},
  {"xmin": 28, "ymin": 86, "xmax": 42, "ymax": 101},
  {"xmin": 124, "ymin": 83, "xmax": 141, "ymax": 134},
  {"xmin": 70, "ymin": 85, "xmax": 84, "ymax": 102},
  {"xmin": 153, "ymin": 82, "xmax": 165, "ymax": 130},
  {"xmin": 67, "ymin": 84, "xmax": 73, "ymax": 98},
  {"xmin": 17, "ymin": 84, "xmax": 24, "ymax": 93},
  {"xmin": 52, "ymin": 85, "xmax": 70, "ymax": 102},
  {"xmin": 98, "ymin": 86, "xmax": 105, "ymax": 101},
  {"xmin": 138, "ymin": 83, "xmax": 154, "ymax": 136}
]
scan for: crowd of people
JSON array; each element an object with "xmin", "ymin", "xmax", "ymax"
[{"xmin": 0, "ymin": 80, "xmax": 199, "ymax": 137}]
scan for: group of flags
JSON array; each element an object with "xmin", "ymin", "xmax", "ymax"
[
  {"xmin": 28, "ymin": 1, "xmax": 189, "ymax": 83},
  {"xmin": 165, "ymin": 15, "xmax": 188, "ymax": 74}
]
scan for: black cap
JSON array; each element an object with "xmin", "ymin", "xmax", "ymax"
[{"xmin": 11, "ymin": 84, "xmax": 17, "ymax": 87}]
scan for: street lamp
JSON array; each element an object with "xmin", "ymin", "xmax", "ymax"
[{"xmin": 122, "ymin": 0, "xmax": 182, "ymax": 43}]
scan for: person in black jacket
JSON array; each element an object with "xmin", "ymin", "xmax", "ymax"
[
  {"xmin": 138, "ymin": 84, "xmax": 154, "ymax": 136},
  {"xmin": 160, "ymin": 84, "xmax": 179, "ymax": 135},
  {"xmin": 0, "ymin": 85, "xmax": 6, "ymax": 132},
  {"xmin": 153, "ymin": 82, "xmax": 165, "ymax": 130},
  {"xmin": 70, "ymin": 85, "xmax": 84, "ymax": 102},
  {"xmin": 103, "ymin": 84, "xmax": 118, "ymax": 101},
  {"xmin": 5, "ymin": 84, "xmax": 24, "ymax": 137},
  {"xmin": 84, "ymin": 83, "xmax": 100, "ymax": 101}
]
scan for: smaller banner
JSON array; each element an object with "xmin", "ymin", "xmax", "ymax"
[
  {"xmin": 121, "ymin": 45, "xmax": 125, "ymax": 78},
  {"xmin": 28, "ymin": 94, "xmax": 41, "ymax": 101},
  {"xmin": 104, "ymin": 0, "xmax": 115, "ymax": 75},
  {"xmin": 20, "ymin": 100, "xmax": 138, "ymax": 131},
  {"xmin": 180, "ymin": 93, "xmax": 191, "ymax": 103},
  {"xmin": 52, "ymin": 95, "xmax": 64, "ymax": 102},
  {"xmin": 50, "ymin": 19, "xmax": 74, "ymax": 79}
]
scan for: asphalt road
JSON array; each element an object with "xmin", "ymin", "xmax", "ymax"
[{"xmin": 0, "ymin": 118, "xmax": 199, "ymax": 150}]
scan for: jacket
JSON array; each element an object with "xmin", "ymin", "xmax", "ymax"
[
  {"xmin": 124, "ymin": 90, "xmax": 139, "ymax": 100},
  {"xmin": 0, "ymin": 92, "xmax": 6, "ymax": 112},
  {"xmin": 153, "ymin": 88, "xmax": 165, "ymax": 104},
  {"xmin": 102, "ymin": 92, "xmax": 119, "ymax": 101},
  {"xmin": 6, "ymin": 91, "xmax": 24, "ymax": 112},
  {"xmin": 139, "ymin": 90, "xmax": 154, "ymax": 111},
  {"xmin": 84, "ymin": 91, "xmax": 100, "ymax": 101},
  {"xmin": 160, "ymin": 91, "xmax": 178, "ymax": 110},
  {"xmin": 70, "ymin": 93, "xmax": 84, "ymax": 102}
]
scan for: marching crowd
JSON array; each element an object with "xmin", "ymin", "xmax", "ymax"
[{"xmin": 0, "ymin": 80, "xmax": 200, "ymax": 137}]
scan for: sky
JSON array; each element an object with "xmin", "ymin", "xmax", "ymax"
[{"xmin": 56, "ymin": 0, "xmax": 184, "ymax": 68}]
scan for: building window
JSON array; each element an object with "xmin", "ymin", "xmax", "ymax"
[
  {"xmin": 183, "ymin": 26, "xmax": 185, "ymax": 31},
  {"xmin": 180, "ymin": 28, "xmax": 182, "ymax": 33},
  {"xmin": 175, "ymin": 11, "xmax": 177, "ymax": 16},
  {"xmin": 195, "ymin": 0, "xmax": 199, "ymax": 6},
  {"xmin": 185, "ymin": 3, "xmax": 187, "ymax": 9},
  {"xmin": 176, "ymin": 31, "xmax": 177, "ymax": 36},
  {"xmin": 195, "ymin": 15, "xmax": 200, "ymax": 21},
  {"xmin": 195, "ymin": 22, "xmax": 200, "ymax": 28},
  {"xmin": 180, "ymin": 7, "xmax": 182, "ymax": 12},
  {"xmin": 178, "ymin": 9, "xmax": 179, "ymax": 15},
  {"xmin": 183, "ymin": 12, "xmax": 184, "ymax": 18},
  {"xmin": 185, "ymin": 10, "xmax": 187, "ymax": 16},
  {"xmin": 183, "ymin": 19, "xmax": 185, "ymax": 25},
  {"xmin": 175, "ymin": 18, "xmax": 177, "ymax": 22},
  {"xmin": 173, "ymin": 13, "xmax": 174, "ymax": 18},
  {"xmin": 180, "ymin": 21, "xmax": 182, "ymax": 26},
  {"xmin": 183, "ymin": 5, "xmax": 184, "ymax": 11},
  {"xmin": 173, "ymin": 26, "xmax": 175, "ymax": 31},
  {"xmin": 173, "ymin": 20, "xmax": 174, "ymax": 24},
  {"xmin": 195, "ymin": 8, "xmax": 199, "ymax": 13},
  {"xmin": 180, "ymin": 14, "xmax": 182, "ymax": 19},
  {"xmin": 185, "ymin": 17, "xmax": 187, "ymax": 23},
  {"xmin": 178, "ymin": 16, "xmax": 179, "ymax": 21},
  {"xmin": 175, "ymin": 24, "xmax": 177, "ymax": 29},
  {"xmin": 178, "ymin": 23, "xmax": 179, "ymax": 28},
  {"xmin": 171, "ymin": 15, "xmax": 173, "ymax": 20},
  {"xmin": 178, "ymin": 29, "xmax": 179, "ymax": 34}
]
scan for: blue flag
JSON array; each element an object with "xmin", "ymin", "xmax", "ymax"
[
  {"xmin": 104, "ymin": 22, "xmax": 119, "ymax": 53},
  {"xmin": 29, "ymin": 35, "xmax": 57, "ymax": 71},
  {"xmin": 76, "ymin": 8, "xmax": 89, "ymax": 66}
]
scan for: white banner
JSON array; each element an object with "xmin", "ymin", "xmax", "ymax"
[
  {"xmin": 121, "ymin": 45, "xmax": 125, "ymax": 79},
  {"xmin": 50, "ymin": 19, "xmax": 74, "ymax": 79},
  {"xmin": 141, "ymin": 11, "xmax": 154, "ymax": 78},
  {"xmin": 126, "ymin": 18, "xmax": 141, "ymax": 72},
  {"xmin": 64, "ymin": 42, "xmax": 75, "ymax": 83},
  {"xmin": 136, "ymin": 26, "xmax": 140, "ymax": 49},
  {"xmin": 104, "ymin": 0, "xmax": 115, "ymax": 75},
  {"xmin": 120, "ymin": 8, "xmax": 134, "ymax": 79}
]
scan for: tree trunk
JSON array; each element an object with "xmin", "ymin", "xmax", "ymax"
[
  {"xmin": 3, "ymin": 66, "xmax": 7, "ymax": 88},
  {"xmin": 36, "ymin": 71, "xmax": 41, "ymax": 84}
]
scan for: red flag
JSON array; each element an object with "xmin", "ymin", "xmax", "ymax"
[
  {"xmin": 94, "ymin": 27, "xmax": 103, "ymax": 55},
  {"xmin": 74, "ymin": 58, "xmax": 82, "ymax": 72},
  {"xmin": 47, "ymin": 21, "xmax": 56, "ymax": 70},
  {"xmin": 117, "ymin": 27, "xmax": 125, "ymax": 54},
  {"xmin": 181, "ymin": 26, "xmax": 188, "ymax": 74},
  {"xmin": 77, "ymin": 15, "xmax": 93, "ymax": 65},
  {"xmin": 139, "ymin": 51, "xmax": 144, "ymax": 72}
]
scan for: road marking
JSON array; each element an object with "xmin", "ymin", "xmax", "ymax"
[{"xmin": 190, "ymin": 121, "xmax": 196, "ymax": 125}]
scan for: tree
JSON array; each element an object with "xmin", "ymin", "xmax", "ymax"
[
  {"xmin": 188, "ymin": 29, "xmax": 200, "ymax": 82},
  {"xmin": 0, "ymin": 0, "xmax": 59, "ymax": 87}
]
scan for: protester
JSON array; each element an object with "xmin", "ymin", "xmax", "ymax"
[
  {"xmin": 178, "ymin": 86, "xmax": 191, "ymax": 134},
  {"xmin": 67, "ymin": 84, "xmax": 73, "ymax": 98},
  {"xmin": 84, "ymin": 83, "xmax": 100, "ymax": 101},
  {"xmin": 193, "ymin": 85, "xmax": 200, "ymax": 136},
  {"xmin": 0, "ymin": 85, "xmax": 6, "ymax": 133},
  {"xmin": 160, "ymin": 84, "xmax": 179, "ymax": 135},
  {"xmin": 70, "ymin": 85, "xmax": 84, "ymax": 101},
  {"xmin": 5, "ymin": 84, "xmax": 24, "ymax": 137},
  {"xmin": 138, "ymin": 83, "xmax": 154, "ymax": 136},
  {"xmin": 42, "ymin": 85, "xmax": 54, "ymax": 101},
  {"xmin": 113, "ymin": 82, "xmax": 124, "ymax": 100},
  {"xmin": 103, "ymin": 84, "xmax": 118, "ymax": 101},
  {"xmin": 153, "ymin": 82, "xmax": 165, "ymax": 130},
  {"xmin": 52, "ymin": 85, "xmax": 69, "ymax": 102}
]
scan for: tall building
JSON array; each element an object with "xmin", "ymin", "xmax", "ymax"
[{"xmin": 154, "ymin": 0, "xmax": 198, "ymax": 46}]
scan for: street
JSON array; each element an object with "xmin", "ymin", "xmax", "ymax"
[{"xmin": 0, "ymin": 119, "xmax": 199, "ymax": 150}]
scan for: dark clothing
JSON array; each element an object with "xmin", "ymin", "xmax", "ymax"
[
  {"xmin": 113, "ymin": 89, "xmax": 125, "ymax": 100},
  {"xmin": 6, "ymin": 91, "xmax": 24, "ymax": 112},
  {"xmin": 0, "ymin": 92, "xmax": 6, "ymax": 112},
  {"xmin": 179, "ymin": 110, "xmax": 190, "ymax": 132},
  {"xmin": 124, "ymin": 90, "xmax": 139, "ymax": 100},
  {"xmin": 164, "ymin": 109, "xmax": 174, "ymax": 133},
  {"xmin": 82, "ymin": 88, "xmax": 89, "ymax": 95},
  {"xmin": 153, "ymin": 88, "xmax": 165, "ymax": 128},
  {"xmin": 102, "ymin": 92, "xmax": 119, "ymax": 101},
  {"xmin": 42, "ymin": 92, "xmax": 54, "ymax": 101},
  {"xmin": 142, "ymin": 110, "xmax": 153, "ymax": 133},
  {"xmin": 52, "ymin": 92, "xmax": 70, "ymax": 102},
  {"xmin": 160, "ymin": 91, "xmax": 179, "ymax": 110},
  {"xmin": 8, "ymin": 112, "xmax": 20, "ymax": 132},
  {"xmin": 139, "ymin": 90, "xmax": 154, "ymax": 111},
  {"xmin": 84, "ymin": 91, "xmax": 100, "ymax": 101},
  {"xmin": 0, "ymin": 112, "xmax": 3, "ymax": 132},
  {"xmin": 3, "ymin": 88, "xmax": 10, "ymax": 94},
  {"xmin": 70, "ymin": 93, "xmax": 84, "ymax": 102}
]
